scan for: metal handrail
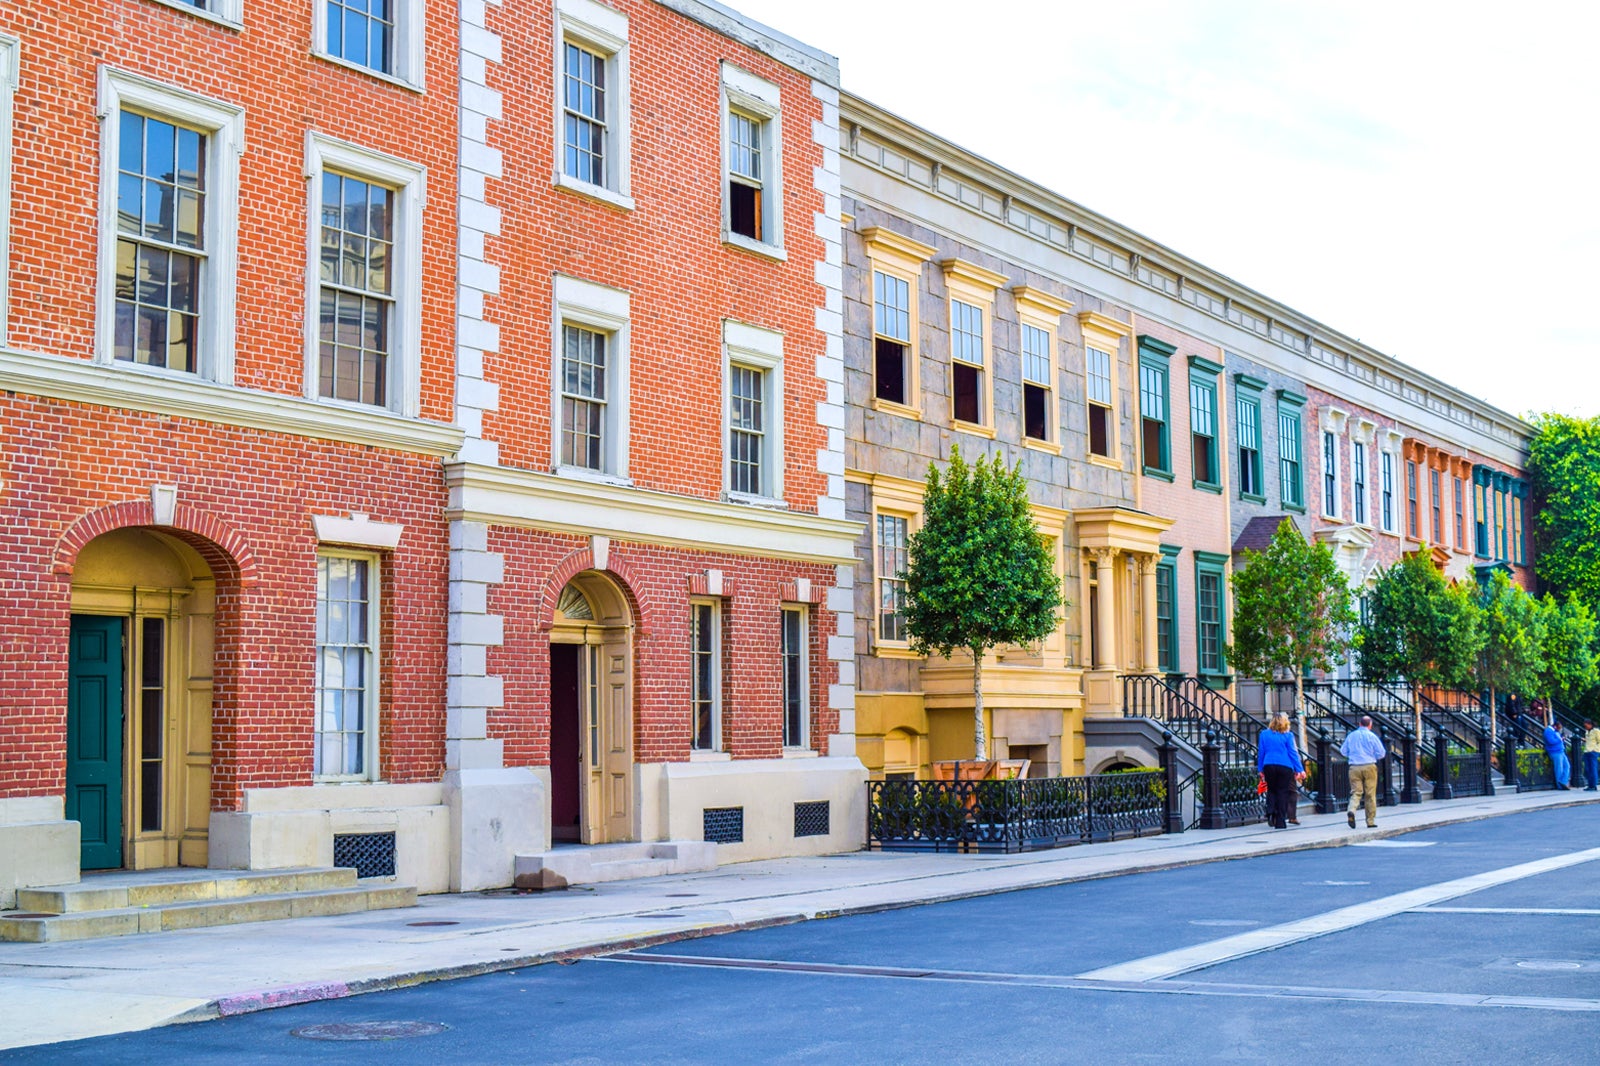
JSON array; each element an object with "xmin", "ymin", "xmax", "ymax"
[{"xmin": 1123, "ymin": 674, "xmax": 1257, "ymax": 767}]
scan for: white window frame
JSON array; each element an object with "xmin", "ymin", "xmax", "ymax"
[
  {"xmin": 96, "ymin": 67, "xmax": 244, "ymax": 385},
  {"xmin": 0, "ymin": 36, "xmax": 17, "ymax": 347},
  {"xmin": 690, "ymin": 597, "xmax": 722, "ymax": 753},
  {"xmin": 553, "ymin": 0, "xmax": 632, "ymax": 210},
  {"xmin": 552, "ymin": 273, "xmax": 631, "ymax": 483},
  {"xmin": 1318, "ymin": 407, "xmax": 1347, "ymax": 519},
  {"xmin": 146, "ymin": 0, "xmax": 244, "ymax": 27},
  {"xmin": 941, "ymin": 258, "xmax": 1006, "ymax": 435},
  {"xmin": 1380, "ymin": 450, "xmax": 1396, "ymax": 532},
  {"xmin": 720, "ymin": 62, "xmax": 784, "ymax": 258},
  {"xmin": 313, "ymin": 0, "xmax": 425, "ymax": 89},
  {"xmin": 314, "ymin": 549, "xmax": 382, "ymax": 783},
  {"xmin": 781, "ymin": 604, "xmax": 809, "ymax": 750},
  {"xmin": 723, "ymin": 319, "xmax": 785, "ymax": 506},
  {"xmin": 1350, "ymin": 438, "xmax": 1368, "ymax": 525},
  {"xmin": 304, "ymin": 133, "xmax": 426, "ymax": 418},
  {"xmin": 1078, "ymin": 310, "xmax": 1130, "ymax": 469}
]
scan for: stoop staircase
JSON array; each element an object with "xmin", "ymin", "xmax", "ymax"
[
  {"xmin": 0, "ymin": 867, "xmax": 416, "ymax": 943},
  {"xmin": 513, "ymin": 841, "xmax": 717, "ymax": 891}
]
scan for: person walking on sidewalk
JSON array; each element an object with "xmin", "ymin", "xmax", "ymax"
[
  {"xmin": 1257, "ymin": 713, "xmax": 1305, "ymax": 830},
  {"xmin": 1340, "ymin": 716, "xmax": 1386, "ymax": 829},
  {"xmin": 1580, "ymin": 720, "xmax": 1598, "ymax": 791},
  {"xmin": 1544, "ymin": 719, "xmax": 1572, "ymax": 790}
]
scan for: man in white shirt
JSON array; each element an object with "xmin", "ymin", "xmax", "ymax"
[{"xmin": 1340, "ymin": 716, "xmax": 1387, "ymax": 829}]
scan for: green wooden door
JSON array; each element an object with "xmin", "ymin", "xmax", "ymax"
[{"xmin": 67, "ymin": 615, "xmax": 125, "ymax": 870}]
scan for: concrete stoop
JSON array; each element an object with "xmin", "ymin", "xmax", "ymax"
[
  {"xmin": 513, "ymin": 841, "xmax": 717, "ymax": 890},
  {"xmin": 0, "ymin": 867, "xmax": 416, "ymax": 943}
]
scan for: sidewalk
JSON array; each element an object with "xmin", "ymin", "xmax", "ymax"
[{"xmin": 2, "ymin": 788, "xmax": 1596, "ymax": 1050}]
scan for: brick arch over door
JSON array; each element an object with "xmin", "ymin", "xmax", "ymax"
[
  {"xmin": 52, "ymin": 499, "xmax": 261, "ymax": 588},
  {"xmin": 536, "ymin": 545, "xmax": 653, "ymax": 638}
]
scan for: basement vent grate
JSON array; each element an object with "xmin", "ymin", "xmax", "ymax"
[
  {"xmin": 793, "ymin": 800, "xmax": 830, "ymax": 838},
  {"xmin": 333, "ymin": 831, "xmax": 397, "ymax": 879},
  {"xmin": 703, "ymin": 806, "xmax": 744, "ymax": 844}
]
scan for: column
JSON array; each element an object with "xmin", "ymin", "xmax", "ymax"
[
  {"xmin": 1094, "ymin": 548, "xmax": 1118, "ymax": 669},
  {"xmin": 1140, "ymin": 555, "xmax": 1160, "ymax": 673}
]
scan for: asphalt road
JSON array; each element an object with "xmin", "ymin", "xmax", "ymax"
[{"xmin": 6, "ymin": 805, "xmax": 1598, "ymax": 1065}]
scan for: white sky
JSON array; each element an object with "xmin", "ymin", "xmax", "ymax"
[{"xmin": 731, "ymin": 0, "xmax": 1600, "ymax": 419}]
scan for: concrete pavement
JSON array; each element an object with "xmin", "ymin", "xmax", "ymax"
[{"xmin": 2, "ymin": 787, "xmax": 1596, "ymax": 1052}]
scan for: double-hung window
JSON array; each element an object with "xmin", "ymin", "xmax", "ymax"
[
  {"xmin": 100, "ymin": 71, "xmax": 243, "ymax": 382},
  {"xmin": 1430, "ymin": 468, "xmax": 1443, "ymax": 545},
  {"xmin": 781, "ymin": 606, "xmax": 808, "ymax": 748},
  {"xmin": 1194, "ymin": 552, "xmax": 1229, "ymax": 680},
  {"xmin": 876, "ymin": 513, "xmax": 910, "ymax": 644},
  {"xmin": 307, "ymin": 135, "xmax": 425, "ymax": 415},
  {"xmin": 1406, "ymin": 461, "xmax": 1419, "ymax": 538},
  {"xmin": 722, "ymin": 63, "xmax": 782, "ymax": 252},
  {"xmin": 1235, "ymin": 381, "xmax": 1263, "ymax": 500},
  {"xmin": 1022, "ymin": 325, "xmax": 1054, "ymax": 443},
  {"xmin": 315, "ymin": 553, "xmax": 379, "ymax": 780},
  {"xmin": 1474, "ymin": 469, "xmax": 1490, "ymax": 557},
  {"xmin": 1079, "ymin": 312, "xmax": 1130, "ymax": 464},
  {"xmin": 1454, "ymin": 475, "xmax": 1465, "ymax": 549},
  {"xmin": 1322, "ymin": 431, "xmax": 1338, "ymax": 517},
  {"xmin": 1277, "ymin": 391, "xmax": 1306, "ymax": 510},
  {"xmin": 1156, "ymin": 545, "xmax": 1180, "ymax": 673},
  {"xmin": 690, "ymin": 599, "xmax": 721, "ymax": 751},
  {"xmin": 863, "ymin": 228, "xmax": 934, "ymax": 416},
  {"xmin": 555, "ymin": 0, "xmax": 631, "ymax": 208},
  {"xmin": 1352, "ymin": 441, "xmax": 1368, "ymax": 524},
  {"xmin": 724, "ymin": 320, "xmax": 784, "ymax": 503},
  {"xmin": 1381, "ymin": 452, "xmax": 1395, "ymax": 531},
  {"xmin": 156, "ymin": 1, "xmax": 244, "ymax": 23},
  {"xmin": 942, "ymin": 259, "xmax": 1004, "ymax": 432},
  {"xmin": 1137, "ymin": 337, "xmax": 1176, "ymax": 476},
  {"xmin": 316, "ymin": 0, "xmax": 424, "ymax": 86},
  {"xmin": 0, "ymin": 37, "xmax": 13, "ymax": 345},
  {"xmin": 1188, "ymin": 356, "xmax": 1223, "ymax": 490},
  {"xmin": 553, "ymin": 274, "xmax": 630, "ymax": 478}
]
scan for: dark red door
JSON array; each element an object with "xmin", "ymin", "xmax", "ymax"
[{"xmin": 549, "ymin": 644, "xmax": 582, "ymax": 842}]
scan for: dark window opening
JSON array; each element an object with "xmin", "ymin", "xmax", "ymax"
[
  {"xmin": 1143, "ymin": 418, "xmax": 1164, "ymax": 470},
  {"xmin": 729, "ymin": 182, "xmax": 761, "ymax": 241},
  {"xmin": 1089, "ymin": 404, "xmax": 1111, "ymax": 457},
  {"xmin": 1239, "ymin": 447, "xmax": 1260, "ymax": 496},
  {"xmin": 1193, "ymin": 433, "xmax": 1214, "ymax": 484},
  {"xmin": 1024, "ymin": 383, "xmax": 1049, "ymax": 441},
  {"xmin": 952, "ymin": 362, "xmax": 981, "ymax": 424},
  {"xmin": 874, "ymin": 338, "xmax": 906, "ymax": 405}
]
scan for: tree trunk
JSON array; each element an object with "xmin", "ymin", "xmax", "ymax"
[
  {"xmin": 1488, "ymin": 686, "xmax": 1497, "ymax": 754},
  {"xmin": 972, "ymin": 643, "xmax": 987, "ymax": 761},
  {"xmin": 1294, "ymin": 672, "xmax": 1307, "ymax": 752}
]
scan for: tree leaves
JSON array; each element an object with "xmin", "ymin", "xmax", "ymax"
[
  {"xmin": 1358, "ymin": 551, "xmax": 1483, "ymax": 688},
  {"xmin": 1530, "ymin": 414, "xmax": 1600, "ymax": 609},
  {"xmin": 1227, "ymin": 518, "xmax": 1357, "ymax": 683}
]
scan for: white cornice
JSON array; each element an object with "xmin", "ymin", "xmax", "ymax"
[
  {"xmin": 447, "ymin": 462, "xmax": 863, "ymax": 565},
  {"xmin": 839, "ymin": 93, "xmax": 1530, "ymax": 460},
  {"xmin": 0, "ymin": 345, "xmax": 464, "ymax": 457}
]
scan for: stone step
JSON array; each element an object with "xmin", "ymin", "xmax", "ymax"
[
  {"xmin": 17, "ymin": 867, "xmax": 359, "ymax": 914},
  {"xmin": 0, "ymin": 883, "xmax": 415, "ymax": 943},
  {"xmin": 513, "ymin": 840, "xmax": 717, "ymax": 890}
]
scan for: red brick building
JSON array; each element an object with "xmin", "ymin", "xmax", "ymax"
[
  {"xmin": 440, "ymin": 0, "xmax": 861, "ymax": 888},
  {"xmin": 0, "ymin": 0, "xmax": 462, "ymax": 902}
]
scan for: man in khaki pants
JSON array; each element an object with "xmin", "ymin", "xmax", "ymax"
[{"xmin": 1340, "ymin": 716, "xmax": 1387, "ymax": 828}]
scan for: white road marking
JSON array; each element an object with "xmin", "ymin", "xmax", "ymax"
[
  {"xmin": 1352, "ymin": 840, "xmax": 1437, "ymax": 848},
  {"xmin": 1418, "ymin": 906, "xmax": 1600, "ymax": 916},
  {"xmin": 1077, "ymin": 845, "xmax": 1600, "ymax": 983}
]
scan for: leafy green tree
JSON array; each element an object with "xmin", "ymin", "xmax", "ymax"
[
  {"xmin": 1227, "ymin": 518, "xmax": 1356, "ymax": 750},
  {"xmin": 1475, "ymin": 570, "xmax": 1546, "ymax": 748},
  {"xmin": 1539, "ymin": 593, "xmax": 1599, "ymax": 709},
  {"xmin": 1528, "ymin": 413, "xmax": 1600, "ymax": 608},
  {"xmin": 904, "ymin": 445, "xmax": 1063, "ymax": 761},
  {"xmin": 1359, "ymin": 551, "xmax": 1485, "ymax": 738}
]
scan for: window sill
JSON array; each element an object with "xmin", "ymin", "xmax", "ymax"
[
  {"xmin": 1196, "ymin": 673, "xmax": 1234, "ymax": 690},
  {"xmin": 874, "ymin": 644, "xmax": 923, "ymax": 660},
  {"xmin": 1143, "ymin": 467, "xmax": 1175, "ymax": 482},
  {"xmin": 1282, "ymin": 501, "xmax": 1306, "ymax": 514},
  {"xmin": 782, "ymin": 747, "xmax": 819, "ymax": 759},
  {"xmin": 722, "ymin": 232, "xmax": 787, "ymax": 262},
  {"xmin": 554, "ymin": 173, "xmax": 635, "ymax": 212},
  {"xmin": 870, "ymin": 397, "xmax": 921, "ymax": 421},
  {"xmin": 146, "ymin": 0, "xmax": 243, "ymax": 30},
  {"xmin": 313, "ymin": 775, "xmax": 381, "ymax": 785},
  {"xmin": 1023, "ymin": 437, "xmax": 1061, "ymax": 456},
  {"xmin": 1192, "ymin": 480, "xmax": 1224, "ymax": 495},
  {"xmin": 1377, "ymin": 527, "xmax": 1401, "ymax": 539},
  {"xmin": 951, "ymin": 418, "xmax": 995, "ymax": 440},
  {"xmin": 1239, "ymin": 492, "xmax": 1267, "ymax": 505},
  {"xmin": 553, "ymin": 464, "xmax": 634, "ymax": 489},
  {"xmin": 689, "ymin": 750, "xmax": 732, "ymax": 763},
  {"xmin": 1088, "ymin": 454, "xmax": 1123, "ymax": 470},
  {"xmin": 727, "ymin": 491, "xmax": 789, "ymax": 510},
  {"xmin": 312, "ymin": 50, "xmax": 425, "ymax": 94}
]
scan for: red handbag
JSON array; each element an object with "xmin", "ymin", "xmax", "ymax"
[{"xmin": 1256, "ymin": 774, "xmax": 1268, "ymax": 795}]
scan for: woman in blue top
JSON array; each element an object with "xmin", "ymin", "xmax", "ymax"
[{"xmin": 1257, "ymin": 713, "xmax": 1305, "ymax": 829}]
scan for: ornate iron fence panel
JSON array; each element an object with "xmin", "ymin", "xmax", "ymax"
[
  {"xmin": 1443, "ymin": 749, "xmax": 1490, "ymax": 797},
  {"xmin": 866, "ymin": 772, "xmax": 1166, "ymax": 853},
  {"xmin": 1514, "ymin": 748, "xmax": 1556, "ymax": 791},
  {"xmin": 1216, "ymin": 763, "xmax": 1268, "ymax": 827}
]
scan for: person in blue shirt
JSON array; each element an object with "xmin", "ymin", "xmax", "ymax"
[
  {"xmin": 1257, "ymin": 713, "xmax": 1305, "ymax": 829},
  {"xmin": 1339, "ymin": 716, "xmax": 1387, "ymax": 829},
  {"xmin": 1544, "ymin": 719, "xmax": 1572, "ymax": 790}
]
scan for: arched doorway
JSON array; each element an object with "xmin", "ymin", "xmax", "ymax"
[
  {"xmin": 68, "ymin": 528, "xmax": 216, "ymax": 870},
  {"xmin": 548, "ymin": 571, "xmax": 634, "ymax": 844}
]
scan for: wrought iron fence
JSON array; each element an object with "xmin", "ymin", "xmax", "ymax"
[
  {"xmin": 866, "ymin": 771, "xmax": 1166, "ymax": 853},
  {"xmin": 1214, "ymin": 762, "xmax": 1268, "ymax": 827},
  {"xmin": 1513, "ymin": 747, "xmax": 1557, "ymax": 791}
]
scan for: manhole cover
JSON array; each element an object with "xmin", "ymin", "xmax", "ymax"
[
  {"xmin": 5, "ymin": 913, "xmax": 59, "ymax": 919},
  {"xmin": 1516, "ymin": 960, "xmax": 1584, "ymax": 971},
  {"xmin": 665, "ymin": 893, "xmax": 699, "ymax": 898},
  {"xmin": 1189, "ymin": 919, "xmax": 1261, "ymax": 928},
  {"xmin": 406, "ymin": 921, "xmax": 460, "ymax": 927},
  {"xmin": 1305, "ymin": 880, "xmax": 1370, "ymax": 886},
  {"xmin": 292, "ymin": 1021, "xmax": 449, "ymax": 1042}
]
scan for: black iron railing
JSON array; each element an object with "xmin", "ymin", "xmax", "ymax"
[
  {"xmin": 1123, "ymin": 674, "xmax": 1258, "ymax": 766},
  {"xmin": 866, "ymin": 771, "xmax": 1166, "ymax": 853}
]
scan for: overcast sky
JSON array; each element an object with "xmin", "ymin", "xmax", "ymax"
[{"xmin": 731, "ymin": 0, "xmax": 1598, "ymax": 420}]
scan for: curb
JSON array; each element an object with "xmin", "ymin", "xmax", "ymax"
[{"xmin": 167, "ymin": 794, "xmax": 1599, "ymax": 1028}]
